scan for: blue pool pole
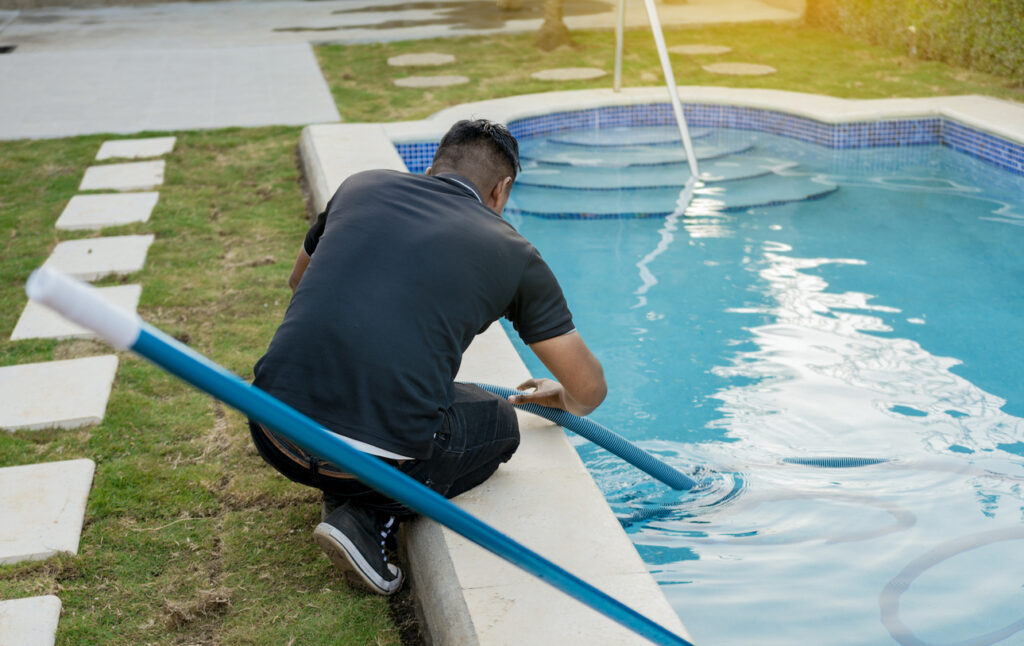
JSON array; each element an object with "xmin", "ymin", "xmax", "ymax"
[
  {"xmin": 476, "ymin": 383, "xmax": 696, "ymax": 491},
  {"xmin": 25, "ymin": 267, "xmax": 695, "ymax": 646}
]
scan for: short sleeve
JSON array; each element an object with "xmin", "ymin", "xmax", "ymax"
[{"xmin": 505, "ymin": 247, "xmax": 575, "ymax": 345}]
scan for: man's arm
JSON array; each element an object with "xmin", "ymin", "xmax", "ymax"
[
  {"xmin": 288, "ymin": 245, "xmax": 311, "ymax": 293},
  {"xmin": 509, "ymin": 331, "xmax": 606, "ymax": 417}
]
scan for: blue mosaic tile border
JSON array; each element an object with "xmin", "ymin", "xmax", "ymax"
[
  {"xmin": 394, "ymin": 103, "xmax": 1023, "ymax": 176},
  {"xmin": 505, "ymin": 183, "xmax": 839, "ymax": 220},
  {"xmin": 395, "ymin": 141, "xmax": 438, "ymax": 175},
  {"xmin": 943, "ymin": 120, "xmax": 1024, "ymax": 175}
]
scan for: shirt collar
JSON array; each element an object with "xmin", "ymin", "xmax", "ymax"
[{"xmin": 435, "ymin": 173, "xmax": 483, "ymax": 205}]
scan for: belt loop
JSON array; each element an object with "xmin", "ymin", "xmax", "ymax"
[{"xmin": 309, "ymin": 456, "xmax": 323, "ymax": 485}]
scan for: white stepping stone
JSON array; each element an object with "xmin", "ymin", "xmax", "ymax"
[
  {"xmin": 530, "ymin": 67, "xmax": 607, "ymax": 81},
  {"xmin": 79, "ymin": 160, "xmax": 165, "ymax": 192},
  {"xmin": 11, "ymin": 285, "xmax": 142, "ymax": 341},
  {"xmin": 96, "ymin": 136, "xmax": 176, "ymax": 160},
  {"xmin": 0, "ymin": 596, "xmax": 62, "ymax": 646},
  {"xmin": 0, "ymin": 357, "xmax": 118, "ymax": 431},
  {"xmin": 0, "ymin": 459, "xmax": 95, "ymax": 564},
  {"xmin": 393, "ymin": 75, "xmax": 469, "ymax": 88},
  {"xmin": 669, "ymin": 44, "xmax": 732, "ymax": 55},
  {"xmin": 42, "ymin": 234, "xmax": 155, "ymax": 281},
  {"xmin": 55, "ymin": 192, "xmax": 159, "ymax": 231},
  {"xmin": 387, "ymin": 52, "xmax": 455, "ymax": 67},
  {"xmin": 702, "ymin": 62, "xmax": 777, "ymax": 75}
]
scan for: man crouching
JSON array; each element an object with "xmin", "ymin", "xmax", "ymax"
[{"xmin": 249, "ymin": 119, "xmax": 605, "ymax": 595}]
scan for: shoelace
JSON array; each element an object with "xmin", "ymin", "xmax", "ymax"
[{"xmin": 379, "ymin": 516, "xmax": 396, "ymax": 564}]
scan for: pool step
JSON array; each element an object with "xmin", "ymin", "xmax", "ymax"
[
  {"xmin": 518, "ymin": 155, "xmax": 796, "ymax": 189},
  {"xmin": 519, "ymin": 139, "xmax": 753, "ymax": 167},
  {"xmin": 548, "ymin": 126, "xmax": 712, "ymax": 147},
  {"xmin": 506, "ymin": 173, "xmax": 838, "ymax": 219}
]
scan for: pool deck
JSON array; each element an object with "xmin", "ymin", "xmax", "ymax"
[
  {"xmin": 303, "ymin": 88, "xmax": 1024, "ymax": 218},
  {"xmin": 388, "ymin": 87, "xmax": 1024, "ymax": 156},
  {"xmin": 299, "ymin": 86, "xmax": 1024, "ymax": 646}
]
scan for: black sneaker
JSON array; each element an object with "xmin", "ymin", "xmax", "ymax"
[
  {"xmin": 313, "ymin": 502, "xmax": 403, "ymax": 595},
  {"xmin": 321, "ymin": 491, "xmax": 346, "ymax": 521}
]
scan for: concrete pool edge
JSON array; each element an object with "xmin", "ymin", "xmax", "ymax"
[
  {"xmin": 303, "ymin": 87, "xmax": 1024, "ymax": 216},
  {"xmin": 385, "ymin": 88, "xmax": 1024, "ymax": 181},
  {"xmin": 298, "ymin": 86, "xmax": 1023, "ymax": 646},
  {"xmin": 397, "ymin": 86, "xmax": 1024, "ymax": 147}
]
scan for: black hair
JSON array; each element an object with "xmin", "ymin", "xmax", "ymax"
[{"xmin": 431, "ymin": 119, "xmax": 521, "ymax": 182}]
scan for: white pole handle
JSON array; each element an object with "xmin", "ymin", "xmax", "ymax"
[
  {"xmin": 642, "ymin": 0, "xmax": 700, "ymax": 179},
  {"xmin": 25, "ymin": 267, "xmax": 142, "ymax": 350}
]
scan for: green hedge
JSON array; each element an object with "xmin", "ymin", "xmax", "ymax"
[{"xmin": 806, "ymin": 0, "xmax": 1024, "ymax": 82}]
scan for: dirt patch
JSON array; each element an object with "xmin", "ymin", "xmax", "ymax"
[
  {"xmin": 388, "ymin": 584, "xmax": 425, "ymax": 646},
  {"xmin": 163, "ymin": 587, "xmax": 233, "ymax": 630},
  {"xmin": 53, "ymin": 339, "xmax": 109, "ymax": 360}
]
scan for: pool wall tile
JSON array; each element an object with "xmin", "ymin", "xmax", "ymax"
[{"xmin": 396, "ymin": 103, "xmax": 1024, "ymax": 176}]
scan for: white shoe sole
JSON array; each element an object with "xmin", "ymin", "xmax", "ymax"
[{"xmin": 313, "ymin": 522, "xmax": 403, "ymax": 595}]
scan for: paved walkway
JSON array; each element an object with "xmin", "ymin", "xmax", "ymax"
[
  {"xmin": 0, "ymin": 0, "xmax": 800, "ymax": 140},
  {"xmin": 0, "ymin": 44, "xmax": 340, "ymax": 139},
  {"xmin": 1, "ymin": 1, "xmax": 799, "ymax": 52}
]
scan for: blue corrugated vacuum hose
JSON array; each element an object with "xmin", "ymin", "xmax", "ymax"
[
  {"xmin": 783, "ymin": 457, "xmax": 891, "ymax": 468},
  {"xmin": 475, "ymin": 383, "xmax": 697, "ymax": 491},
  {"xmin": 27, "ymin": 268, "xmax": 695, "ymax": 646}
]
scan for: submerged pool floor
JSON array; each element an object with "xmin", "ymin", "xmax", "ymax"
[{"xmin": 503, "ymin": 126, "xmax": 1024, "ymax": 646}]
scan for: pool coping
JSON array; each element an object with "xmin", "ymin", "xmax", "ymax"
[{"xmin": 298, "ymin": 86, "xmax": 1023, "ymax": 646}]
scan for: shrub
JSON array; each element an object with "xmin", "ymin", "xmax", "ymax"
[{"xmin": 805, "ymin": 0, "xmax": 1024, "ymax": 83}]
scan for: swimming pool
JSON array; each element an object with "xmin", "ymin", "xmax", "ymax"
[{"xmin": 500, "ymin": 121, "xmax": 1024, "ymax": 645}]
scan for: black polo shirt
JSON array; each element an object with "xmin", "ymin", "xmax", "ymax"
[{"xmin": 253, "ymin": 169, "xmax": 574, "ymax": 459}]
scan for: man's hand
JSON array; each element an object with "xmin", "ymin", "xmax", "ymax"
[
  {"xmin": 509, "ymin": 377, "xmax": 600, "ymax": 417},
  {"xmin": 509, "ymin": 378, "xmax": 567, "ymax": 408},
  {"xmin": 521, "ymin": 331, "xmax": 606, "ymax": 416}
]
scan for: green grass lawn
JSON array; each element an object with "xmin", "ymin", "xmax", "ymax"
[
  {"xmin": 0, "ymin": 128, "xmax": 405, "ymax": 645},
  {"xmin": 0, "ymin": 19, "xmax": 1021, "ymax": 646},
  {"xmin": 318, "ymin": 22, "xmax": 1023, "ymax": 123}
]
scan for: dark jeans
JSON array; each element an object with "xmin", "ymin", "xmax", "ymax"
[{"xmin": 249, "ymin": 383, "xmax": 520, "ymax": 519}]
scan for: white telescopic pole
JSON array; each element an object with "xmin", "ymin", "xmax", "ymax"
[
  {"xmin": 613, "ymin": 0, "xmax": 625, "ymax": 92},
  {"xmin": 641, "ymin": 0, "xmax": 700, "ymax": 179}
]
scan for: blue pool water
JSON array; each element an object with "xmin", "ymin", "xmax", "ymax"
[{"xmin": 501, "ymin": 126, "xmax": 1024, "ymax": 646}]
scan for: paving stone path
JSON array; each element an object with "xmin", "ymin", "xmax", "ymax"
[
  {"xmin": 393, "ymin": 75, "xmax": 470, "ymax": 88},
  {"xmin": 2, "ymin": 136, "xmax": 172, "ymax": 642},
  {"xmin": 42, "ymin": 234, "xmax": 156, "ymax": 281},
  {"xmin": 387, "ymin": 52, "xmax": 455, "ymax": 67},
  {"xmin": 12, "ymin": 285, "xmax": 142, "ymax": 341},
  {"xmin": 702, "ymin": 62, "xmax": 777, "ymax": 76},
  {"xmin": 79, "ymin": 160, "xmax": 165, "ymax": 192},
  {"xmin": 664, "ymin": 45, "xmax": 777, "ymax": 77},
  {"xmin": 55, "ymin": 193, "xmax": 159, "ymax": 231},
  {"xmin": 0, "ymin": 356, "xmax": 119, "ymax": 431},
  {"xmin": 0, "ymin": 460, "xmax": 96, "ymax": 563},
  {"xmin": 96, "ymin": 136, "xmax": 177, "ymax": 161},
  {"xmin": 668, "ymin": 44, "xmax": 732, "ymax": 55},
  {"xmin": 0, "ymin": 595, "xmax": 62, "ymax": 646},
  {"xmin": 531, "ymin": 67, "xmax": 607, "ymax": 81}
]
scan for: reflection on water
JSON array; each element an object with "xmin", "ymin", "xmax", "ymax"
[
  {"xmin": 712, "ymin": 244, "xmax": 1023, "ymax": 459},
  {"xmin": 505, "ymin": 131, "xmax": 1024, "ymax": 646},
  {"xmin": 634, "ymin": 194, "xmax": 1024, "ymax": 646}
]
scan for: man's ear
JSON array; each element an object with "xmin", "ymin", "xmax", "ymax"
[
  {"xmin": 425, "ymin": 166, "xmax": 433, "ymax": 175},
  {"xmin": 487, "ymin": 176, "xmax": 514, "ymax": 214}
]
